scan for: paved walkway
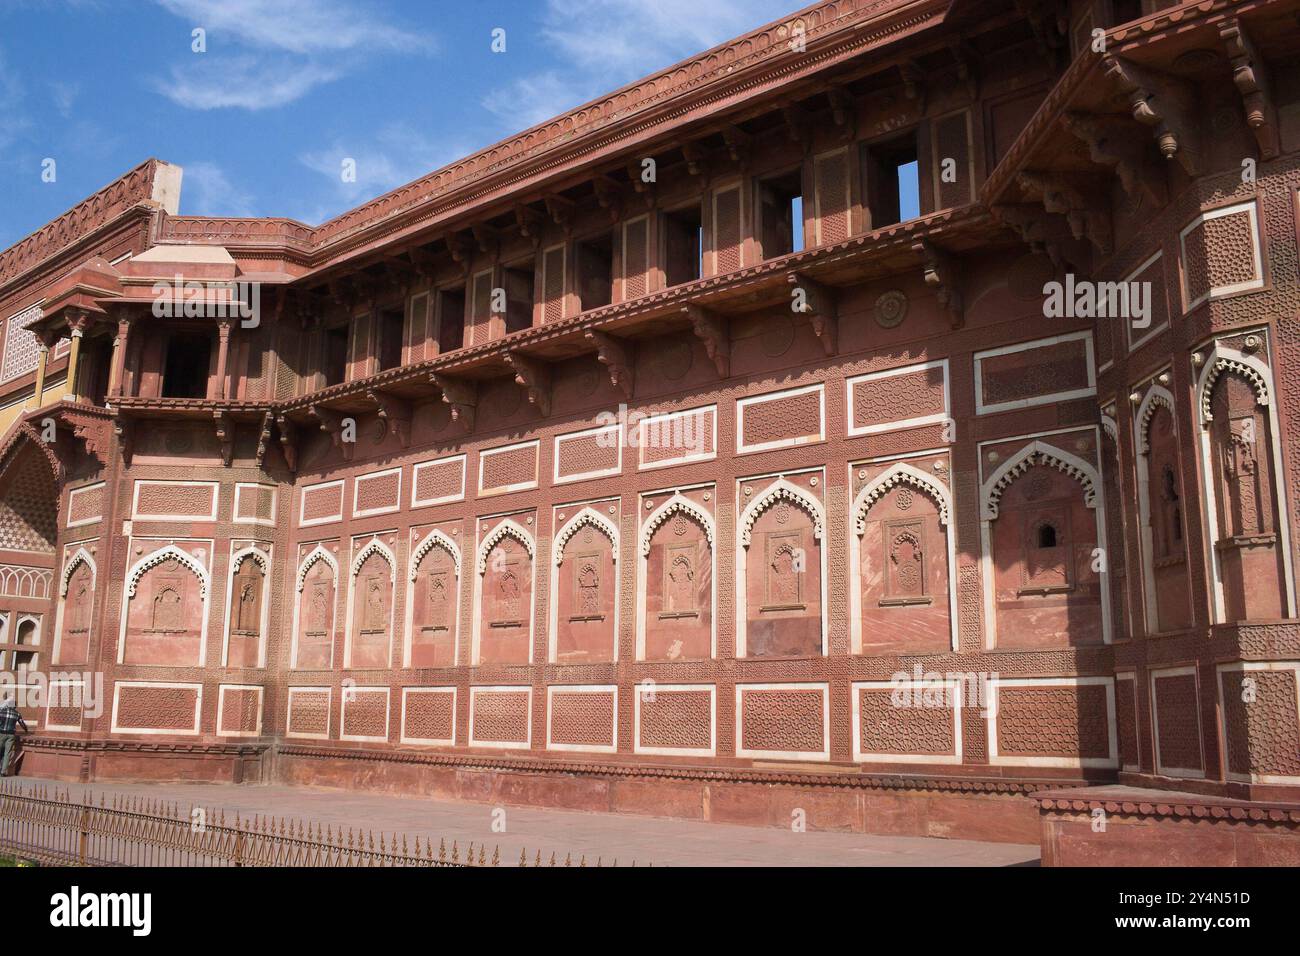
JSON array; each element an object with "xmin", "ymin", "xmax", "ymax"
[{"xmin": 13, "ymin": 777, "xmax": 1039, "ymax": 867}]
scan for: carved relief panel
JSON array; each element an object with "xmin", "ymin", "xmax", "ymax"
[
  {"xmin": 989, "ymin": 457, "xmax": 1102, "ymax": 649},
  {"xmin": 855, "ymin": 460, "xmax": 952, "ymax": 656},
  {"xmin": 227, "ymin": 551, "xmax": 265, "ymax": 668},
  {"xmin": 553, "ymin": 508, "xmax": 617, "ymax": 664},
  {"xmin": 1208, "ymin": 370, "xmax": 1286, "ymax": 621},
  {"xmin": 1141, "ymin": 399, "xmax": 1192, "ymax": 632},
  {"xmin": 740, "ymin": 476, "xmax": 824, "ymax": 658},
  {"xmin": 123, "ymin": 544, "xmax": 208, "ymax": 667},
  {"xmin": 295, "ymin": 547, "xmax": 337, "ymax": 669},
  {"xmin": 58, "ymin": 555, "xmax": 95, "ymax": 664},
  {"xmin": 477, "ymin": 518, "xmax": 534, "ymax": 665},
  {"xmin": 410, "ymin": 529, "xmax": 459, "ymax": 668},
  {"xmin": 642, "ymin": 492, "xmax": 713, "ymax": 661},
  {"xmin": 350, "ymin": 543, "xmax": 395, "ymax": 669}
]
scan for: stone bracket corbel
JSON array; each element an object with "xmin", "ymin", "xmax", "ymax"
[
  {"xmin": 593, "ymin": 176, "xmax": 626, "ymax": 224},
  {"xmin": 992, "ymin": 202, "xmax": 1086, "ymax": 275},
  {"xmin": 544, "ymin": 195, "xmax": 577, "ymax": 236},
  {"xmin": 1061, "ymin": 112, "xmax": 1168, "ymax": 209},
  {"xmin": 585, "ymin": 329, "xmax": 635, "ymax": 399},
  {"xmin": 114, "ymin": 415, "xmax": 134, "ymax": 468},
  {"xmin": 213, "ymin": 410, "xmax": 235, "ymax": 467},
  {"xmin": 788, "ymin": 273, "xmax": 838, "ymax": 355},
  {"xmin": 899, "ymin": 61, "xmax": 928, "ymax": 116},
  {"xmin": 1016, "ymin": 170, "xmax": 1112, "ymax": 256},
  {"xmin": 504, "ymin": 350, "xmax": 552, "ymax": 418},
  {"xmin": 255, "ymin": 411, "xmax": 273, "ymax": 469},
  {"xmin": 274, "ymin": 412, "xmax": 298, "ymax": 473},
  {"xmin": 912, "ymin": 239, "xmax": 964, "ymax": 329},
  {"xmin": 1219, "ymin": 17, "xmax": 1279, "ymax": 161},
  {"xmin": 366, "ymin": 388, "xmax": 413, "ymax": 448},
  {"xmin": 826, "ymin": 86, "xmax": 857, "ymax": 141},
  {"xmin": 684, "ymin": 303, "xmax": 730, "ymax": 378},
  {"xmin": 1103, "ymin": 55, "xmax": 1202, "ymax": 177},
  {"xmin": 430, "ymin": 373, "xmax": 477, "ymax": 433},
  {"xmin": 515, "ymin": 204, "xmax": 546, "ymax": 243},
  {"xmin": 308, "ymin": 404, "xmax": 354, "ymax": 462}
]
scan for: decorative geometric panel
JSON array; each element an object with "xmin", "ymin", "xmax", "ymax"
[
  {"xmin": 813, "ymin": 148, "xmax": 850, "ymax": 246},
  {"xmin": 133, "ymin": 480, "xmax": 218, "ymax": 520},
  {"xmin": 638, "ymin": 406, "xmax": 716, "ymax": 469},
  {"xmin": 479, "ymin": 441, "xmax": 538, "ymax": 495},
  {"xmin": 217, "ymin": 685, "xmax": 263, "ymax": 737},
  {"xmin": 401, "ymin": 687, "xmax": 456, "ymax": 745},
  {"xmin": 854, "ymin": 682, "xmax": 959, "ymax": 762},
  {"xmin": 299, "ymin": 480, "xmax": 344, "ymax": 526},
  {"xmin": 635, "ymin": 685, "xmax": 714, "ymax": 755},
  {"xmin": 555, "ymin": 425, "xmax": 620, "ymax": 483},
  {"xmin": 713, "ymin": 184, "xmax": 743, "ymax": 274},
  {"xmin": 737, "ymin": 384, "xmax": 824, "ymax": 453},
  {"xmin": 1180, "ymin": 201, "xmax": 1263, "ymax": 310},
  {"xmin": 412, "ymin": 455, "xmax": 465, "ymax": 507},
  {"xmin": 994, "ymin": 681, "xmax": 1112, "ymax": 762},
  {"xmin": 1152, "ymin": 669, "xmax": 1204, "ymax": 776},
  {"xmin": 353, "ymin": 468, "xmax": 401, "ymax": 518},
  {"xmin": 547, "ymin": 686, "xmax": 617, "ymax": 752},
  {"xmin": 848, "ymin": 361, "xmax": 948, "ymax": 435},
  {"xmin": 974, "ymin": 332, "xmax": 1095, "ymax": 414},
  {"xmin": 340, "ymin": 687, "xmax": 390, "ymax": 741},
  {"xmin": 233, "ymin": 483, "xmax": 276, "ymax": 524},
  {"xmin": 1, "ymin": 304, "xmax": 41, "ymax": 384},
  {"xmin": 736, "ymin": 683, "xmax": 827, "ymax": 760},
  {"xmin": 622, "ymin": 216, "xmax": 649, "ymax": 300},
  {"xmin": 0, "ymin": 450, "xmax": 56, "ymax": 552},
  {"xmin": 286, "ymin": 688, "xmax": 331, "ymax": 739},
  {"xmin": 1219, "ymin": 664, "xmax": 1300, "ymax": 782},
  {"xmin": 111, "ymin": 682, "xmax": 201, "ymax": 735},
  {"xmin": 469, "ymin": 687, "xmax": 531, "ymax": 747},
  {"xmin": 66, "ymin": 482, "xmax": 104, "ymax": 527}
]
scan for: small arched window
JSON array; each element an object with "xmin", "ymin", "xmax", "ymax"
[{"xmin": 1036, "ymin": 523, "xmax": 1058, "ymax": 549}]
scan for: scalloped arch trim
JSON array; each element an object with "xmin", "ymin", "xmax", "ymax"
[
  {"xmin": 410, "ymin": 529, "xmax": 461, "ymax": 580},
  {"xmin": 1199, "ymin": 353, "xmax": 1270, "ymax": 424},
  {"xmin": 477, "ymin": 519, "xmax": 536, "ymax": 574},
  {"xmin": 125, "ymin": 544, "xmax": 210, "ymax": 600},
  {"xmin": 59, "ymin": 547, "xmax": 97, "ymax": 597},
  {"xmin": 738, "ymin": 479, "xmax": 824, "ymax": 548},
  {"xmin": 851, "ymin": 464, "xmax": 951, "ymax": 534},
  {"xmin": 983, "ymin": 441, "xmax": 1098, "ymax": 520},
  {"xmin": 296, "ymin": 545, "xmax": 339, "ymax": 593},
  {"xmin": 640, "ymin": 494, "xmax": 715, "ymax": 557},
  {"xmin": 554, "ymin": 507, "xmax": 620, "ymax": 566},
  {"xmin": 351, "ymin": 537, "xmax": 397, "ymax": 582}
]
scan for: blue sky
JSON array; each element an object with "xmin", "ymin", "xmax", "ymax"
[{"xmin": 0, "ymin": 0, "xmax": 799, "ymax": 251}]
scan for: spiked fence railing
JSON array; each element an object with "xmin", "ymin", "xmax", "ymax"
[{"xmin": 0, "ymin": 781, "xmax": 645, "ymax": 867}]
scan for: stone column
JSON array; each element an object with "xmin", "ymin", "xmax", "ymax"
[
  {"xmin": 107, "ymin": 314, "xmax": 131, "ymax": 397},
  {"xmin": 63, "ymin": 310, "xmax": 89, "ymax": 402},
  {"xmin": 31, "ymin": 340, "xmax": 49, "ymax": 408},
  {"xmin": 215, "ymin": 319, "xmax": 232, "ymax": 399}
]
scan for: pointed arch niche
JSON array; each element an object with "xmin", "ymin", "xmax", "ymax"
[
  {"xmin": 53, "ymin": 545, "xmax": 96, "ymax": 665},
  {"xmin": 979, "ymin": 435, "xmax": 1111, "ymax": 649},
  {"xmin": 549, "ymin": 505, "xmax": 620, "ymax": 664},
  {"xmin": 292, "ymin": 544, "xmax": 338, "ymax": 669},
  {"xmin": 473, "ymin": 517, "xmax": 536, "ymax": 665},
  {"xmin": 1195, "ymin": 341, "xmax": 1296, "ymax": 623},
  {"xmin": 636, "ymin": 490, "xmax": 716, "ymax": 661},
  {"xmin": 346, "ymin": 537, "xmax": 398, "ymax": 669},
  {"xmin": 849, "ymin": 460, "xmax": 956, "ymax": 654},
  {"xmin": 223, "ymin": 545, "xmax": 270, "ymax": 668},
  {"xmin": 404, "ymin": 527, "xmax": 461, "ymax": 668},
  {"xmin": 118, "ymin": 542, "xmax": 211, "ymax": 667},
  {"xmin": 736, "ymin": 475, "xmax": 826, "ymax": 658},
  {"xmin": 1133, "ymin": 381, "xmax": 1193, "ymax": 634}
]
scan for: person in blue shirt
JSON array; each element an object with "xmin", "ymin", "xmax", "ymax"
[{"xmin": 0, "ymin": 696, "xmax": 29, "ymax": 776}]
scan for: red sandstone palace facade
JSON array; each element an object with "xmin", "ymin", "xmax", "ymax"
[{"xmin": 2, "ymin": 0, "xmax": 1300, "ymax": 863}]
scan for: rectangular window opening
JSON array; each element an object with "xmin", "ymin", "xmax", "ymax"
[
  {"xmin": 323, "ymin": 325, "xmax": 349, "ymax": 386},
  {"xmin": 758, "ymin": 170, "xmax": 804, "ymax": 259},
  {"xmin": 663, "ymin": 204, "xmax": 703, "ymax": 288},
  {"xmin": 502, "ymin": 261, "xmax": 535, "ymax": 334},
  {"xmin": 576, "ymin": 232, "xmax": 613, "ymax": 311},
  {"xmin": 377, "ymin": 307, "xmax": 404, "ymax": 371},
  {"xmin": 437, "ymin": 287, "xmax": 465, "ymax": 354},
  {"xmin": 161, "ymin": 332, "xmax": 212, "ymax": 399},
  {"xmin": 865, "ymin": 133, "xmax": 920, "ymax": 228}
]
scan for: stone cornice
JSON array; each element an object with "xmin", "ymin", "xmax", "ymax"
[{"xmin": 1036, "ymin": 787, "xmax": 1300, "ymax": 824}]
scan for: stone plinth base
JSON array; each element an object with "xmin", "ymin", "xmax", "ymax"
[
  {"xmin": 272, "ymin": 746, "xmax": 1044, "ymax": 844},
  {"xmin": 1037, "ymin": 786, "xmax": 1300, "ymax": 865},
  {"xmin": 15, "ymin": 738, "xmax": 268, "ymax": 786}
]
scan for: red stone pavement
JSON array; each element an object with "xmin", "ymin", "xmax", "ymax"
[{"xmin": 11, "ymin": 777, "xmax": 1038, "ymax": 866}]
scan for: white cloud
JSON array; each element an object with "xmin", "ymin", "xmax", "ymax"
[
  {"xmin": 179, "ymin": 160, "xmax": 257, "ymax": 217},
  {"xmin": 154, "ymin": 0, "xmax": 429, "ymax": 55},
  {"xmin": 149, "ymin": 0, "xmax": 431, "ymax": 110},
  {"xmin": 152, "ymin": 55, "xmax": 343, "ymax": 111},
  {"xmin": 51, "ymin": 80, "xmax": 79, "ymax": 117},
  {"xmin": 481, "ymin": 0, "xmax": 794, "ymax": 133}
]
